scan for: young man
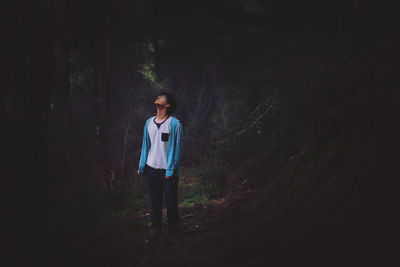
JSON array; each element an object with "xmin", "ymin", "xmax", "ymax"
[{"xmin": 137, "ymin": 91, "xmax": 183, "ymax": 236}]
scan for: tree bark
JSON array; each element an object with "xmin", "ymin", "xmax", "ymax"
[
  {"xmin": 52, "ymin": 0, "xmax": 72, "ymax": 207},
  {"xmin": 97, "ymin": 0, "xmax": 117, "ymax": 144}
]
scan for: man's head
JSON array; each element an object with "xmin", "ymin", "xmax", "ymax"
[{"xmin": 154, "ymin": 91, "xmax": 177, "ymax": 115}]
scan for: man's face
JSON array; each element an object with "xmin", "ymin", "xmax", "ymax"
[{"xmin": 154, "ymin": 95, "xmax": 170, "ymax": 108}]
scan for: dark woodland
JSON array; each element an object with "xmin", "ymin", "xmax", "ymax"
[{"xmin": 4, "ymin": 0, "xmax": 400, "ymax": 266}]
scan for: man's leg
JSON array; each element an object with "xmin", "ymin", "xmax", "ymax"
[
  {"xmin": 163, "ymin": 175, "xmax": 179, "ymax": 233},
  {"xmin": 146, "ymin": 166, "xmax": 163, "ymax": 229}
]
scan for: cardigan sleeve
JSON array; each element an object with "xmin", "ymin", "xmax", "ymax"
[
  {"xmin": 166, "ymin": 120, "xmax": 183, "ymax": 177},
  {"xmin": 173, "ymin": 121, "xmax": 183, "ymax": 169}
]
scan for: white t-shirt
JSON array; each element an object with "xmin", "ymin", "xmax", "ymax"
[{"xmin": 146, "ymin": 116, "xmax": 172, "ymax": 169}]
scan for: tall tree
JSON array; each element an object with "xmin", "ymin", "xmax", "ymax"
[{"xmin": 51, "ymin": 0, "xmax": 73, "ymax": 206}]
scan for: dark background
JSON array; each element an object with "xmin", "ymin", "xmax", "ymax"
[{"xmin": 4, "ymin": 0, "xmax": 400, "ymax": 266}]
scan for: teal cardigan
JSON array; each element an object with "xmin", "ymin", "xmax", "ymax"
[{"xmin": 138, "ymin": 116, "xmax": 183, "ymax": 177}]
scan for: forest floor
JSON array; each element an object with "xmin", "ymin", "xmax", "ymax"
[{"xmin": 68, "ymin": 162, "xmax": 265, "ymax": 267}]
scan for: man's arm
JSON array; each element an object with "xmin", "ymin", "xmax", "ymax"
[
  {"xmin": 173, "ymin": 121, "xmax": 183, "ymax": 169},
  {"xmin": 165, "ymin": 120, "xmax": 183, "ymax": 178}
]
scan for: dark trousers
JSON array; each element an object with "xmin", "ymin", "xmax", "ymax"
[{"xmin": 145, "ymin": 164, "xmax": 179, "ymax": 231}]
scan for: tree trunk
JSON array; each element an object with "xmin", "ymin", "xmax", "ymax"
[
  {"xmin": 51, "ymin": 0, "xmax": 72, "ymax": 208},
  {"xmin": 97, "ymin": 0, "xmax": 116, "ymax": 144}
]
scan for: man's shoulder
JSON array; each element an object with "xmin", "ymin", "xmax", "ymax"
[{"xmin": 170, "ymin": 116, "xmax": 182, "ymax": 125}]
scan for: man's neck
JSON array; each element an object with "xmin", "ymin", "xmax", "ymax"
[{"xmin": 155, "ymin": 107, "xmax": 169, "ymax": 121}]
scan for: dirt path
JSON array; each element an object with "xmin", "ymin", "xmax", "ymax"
[
  {"xmin": 136, "ymin": 165, "xmax": 260, "ymax": 266},
  {"xmin": 69, "ymin": 164, "xmax": 256, "ymax": 267}
]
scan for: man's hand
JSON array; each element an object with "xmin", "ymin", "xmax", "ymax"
[{"xmin": 165, "ymin": 176, "xmax": 171, "ymax": 179}]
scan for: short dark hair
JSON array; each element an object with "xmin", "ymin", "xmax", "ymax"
[{"xmin": 158, "ymin": 91, "xmax": 177, "ymax": 115}]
